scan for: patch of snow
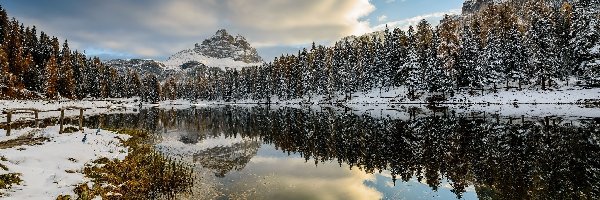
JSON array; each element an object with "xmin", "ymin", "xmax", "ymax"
[
  {"xmin": 0, "ymin": 126, "xmax": 130, "ymax": 199},
  {"xmin": 0, "ymin": 98, "xmax": 141, "ymax": 123},
  {"xmin": 162, "ymin": 49, "xmax": 261, "ymax": 71},
  {"xmin": 450, "ymin": 88, "xmax": 600, "ymax": 104},
  {"xmin": 591, "ymin": 44, "xmax": 600, "ymax": 54}
]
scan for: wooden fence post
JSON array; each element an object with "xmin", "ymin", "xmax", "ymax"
[
  {"xmin": 59, "ymin": 109, "xmax": 65, "ymax": 134},
  {"xmin": 79, "ymin": 109, "xmax": 84, "ymax": 132},
  {"xmin": 34, "ymin": 110, "xmax": 39, "ymax": 128},
  {"xmin": 6, "ymin": 111, "xmax": 11, "ymax": 136}
]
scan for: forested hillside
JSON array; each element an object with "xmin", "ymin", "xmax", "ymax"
[
  {"xmin": 0, "ymin": 6, "xmax": 161, "ymax": 101},
  {"xmin": 1, "ymin": 0, "xmax": 599, "ymax": 103}
]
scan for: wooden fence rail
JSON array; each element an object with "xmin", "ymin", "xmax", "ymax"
[{"xmin": 2, "ymin": 107, "xmax": 88, "ymax": 136}]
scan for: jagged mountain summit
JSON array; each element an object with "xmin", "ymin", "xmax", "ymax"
[{"xmin": 162, "ymin": 29, "xmax": 263, "ymax": 71}]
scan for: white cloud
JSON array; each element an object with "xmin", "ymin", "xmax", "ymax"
[
  {"xmin": 12, "ymin": 0, "xmax": 463, "ymax": 61},
  {"xmin": 9, "ymin": 0, "xmax": 377, "ymax": 59},
  {"xmin": 378, "ymin": 15, "xmax": 388, "ymax": 22},
  {"xmin": 246, "ymin": 156, "xmax": 383, "ymax": 200},
  {"xmin": 225, "ymin": 0, "xmax": 375, "ymax": 47}
]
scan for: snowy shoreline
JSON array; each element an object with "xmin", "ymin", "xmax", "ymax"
[{"xmin": 0, "ymin": 126, "xmax": 130, "ymax": 199}]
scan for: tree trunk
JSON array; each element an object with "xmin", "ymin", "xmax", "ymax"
[{"xmin": 541, "ymin": 76, "xmax": 546, "ymax": 90}]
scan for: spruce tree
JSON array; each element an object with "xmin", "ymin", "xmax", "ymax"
[
  {"xmin": 526, "ymin": 1, "xmax": 560, "ymax": 90},
  {"xmin": 58, "ymin": 40, "xmax": 75, "ymax": 98},
  {"xmin": 44, "ymin": 54, "xmax": 58, "ymax": 99}
]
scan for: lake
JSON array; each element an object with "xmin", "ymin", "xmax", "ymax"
[{"xmin": 83, "ymin": 105, "xmax": 599, "ymax": 199}]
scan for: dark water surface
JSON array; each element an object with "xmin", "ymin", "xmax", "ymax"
[{"xmin": 87, "ymin": 106, "xmax": 599, "ymax": 199}]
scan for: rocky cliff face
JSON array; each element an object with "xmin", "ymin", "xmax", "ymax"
[
  {"xmin": 163, "ymin": 29, "xmax": 263, "ymax": 71},
  {"xmin": 195, "ymin": 29, "xmax": 262, "ymax": 63}
]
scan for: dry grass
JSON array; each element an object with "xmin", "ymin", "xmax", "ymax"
[
  {"xmin": 0, "ymin": 130, "xmax": 48, "ymax": 150},
  {"xmin": 71, "ymin": 129, "xmax": 194, "ymax": 200},
  {"xmin": 0, "ymin": 173, "xmax": 22, "ymax": 190},
  {"xmin": 0, "ymin": 156, "xmax": 22, "ymax": 196}
]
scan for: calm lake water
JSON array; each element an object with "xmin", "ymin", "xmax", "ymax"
[{"xmin": 84, "ymin": 105, "xmax": 599, "ymax": 199}]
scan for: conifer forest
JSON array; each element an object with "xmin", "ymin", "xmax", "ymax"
[
  {"xmin": 0, "ymin": 0, "xmax": 599, "ymax": 199},
  {"xmin": 0, "ymin": 0, "xmax": 598, "ymax": 102}
]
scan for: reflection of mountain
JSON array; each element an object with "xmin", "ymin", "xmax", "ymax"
[
  {"xmin": 161, "ymin": 107, "xmax": 600, "ymax": 199},
  {"xmin": 94, "ymin": 107, "xmax": 600, "ymax": 199},
  {"xmin": 193, "ymin": 140, "xmax": 260, "ymax": 177}
]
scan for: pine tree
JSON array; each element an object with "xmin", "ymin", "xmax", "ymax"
[
  {"xmin": 58, "ymin": 40, "xmax": 75, "ymax": 98},
  {"xmin": 6, "ymin": 19, "xmax": 25, "ymax": 89},
  {"xmin": 505, "ymin": 25, "xmax": 529, "ymax": 90},
  {"xmin": 44, "ymin": 54, "xmax": 58, "ymax": 99},
  {"xmin": 404, "ymin": 26, "xmax": 422, "ymax": 99},
  {"xmin": 526, "ymin": 1, "xmax": 561, "ymax": 90},
  {"xmin": 142, "ymin": 73, "xmax": 161, "ymax": 103},
  {"xmin": 570, "ymin": 0, "xmax": 600, "ymax": 84},
  {"xmin": 413, "ymin": 20, "xmax": 435, "ymax": 94},
  {"xmin": 0, "ymin": 47, "xmax": 9, "ymax": 96},
  {"xmin": 374, "ymin": 37, "xmax": 386, "ymax": 91},
  {"xmin": 437, "ymin": 15, "xmax": 461, "ymax": 89},
  {"xmin": 392, "ymin": 28, "xmax": 409, "ymax": 87},
  {"xmin": 0, "ymin": 6, "xmax": 9, "ymax": 45},
  {"xmin": 72, "ymin": 51, "xmax": 86, "ymax": 99},
  {"xmin": 128, "ymin": 70, "xmax": 142, "ymax": 98},
  {"xmin": 481, "ymin": 16, "xmax": 505, "ymax": 90},
  {"xmin": 425, "ymin": 31, "xmax": 452, "ymax": 95},
  {"xmin": 457, "ymin": 23, "xmax": 484, "ymax": 90}
]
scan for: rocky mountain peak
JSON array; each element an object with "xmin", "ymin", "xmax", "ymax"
[
  {"xmin": 163, "ymin": 29, "xmax": 263, "ymax": 71},
  {"xmin": 193, "ymin": 29, "xmax": 262, "ymax": 63}
]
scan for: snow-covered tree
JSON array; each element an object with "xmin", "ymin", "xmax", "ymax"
[
  {"xmin": 457, "ymin": 23, "xmax": 485, "ymax": 89},
  {"xmin": 526, "ymin": 1, "xmax": 561, "ymax": 90}
]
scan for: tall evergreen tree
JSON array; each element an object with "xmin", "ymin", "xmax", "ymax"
[
  {"xmin": 526, "ymin": 1, "xmax": 561, "ymax": 90},
  {"xmin": 58, "ymin": 40, "xmax": 75, "ymax": 98},
  {"xmin": 44, "ymin": 54, "xmax": 58, "ymax": 99}
]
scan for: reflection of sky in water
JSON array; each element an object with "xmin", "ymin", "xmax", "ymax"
[
  {"xmin": 366, "ymin": 174, "xmax": 478, "ymax": 200},
  {"xmin": 212, "ymin": 143, "xmax": 478, "ymax": 200}
]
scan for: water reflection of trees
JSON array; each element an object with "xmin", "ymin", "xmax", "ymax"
[{"xmin": 93, "ymin": 107, "xmax": 600, "ymax": 199}]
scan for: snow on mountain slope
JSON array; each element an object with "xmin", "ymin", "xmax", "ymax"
[
  {"xmin": 162, "ymin": 29, "xmax": 263, "ymax": 71},
  {"xmin": 162, "ymin": 49, "xmax": 260, "ymax": 71}
]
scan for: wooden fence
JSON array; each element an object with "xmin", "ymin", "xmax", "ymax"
[{"xmin": 2, "ymin": 107, "xmax": 88, "ymax": 136}]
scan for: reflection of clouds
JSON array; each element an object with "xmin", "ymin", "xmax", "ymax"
[
  {"xmin": 235, "ymin": 156, "xmax": 383, "ymax": 200},
  {"xmin": 376, "ymin": 170, "xmax": 477, "ymax": 198}
]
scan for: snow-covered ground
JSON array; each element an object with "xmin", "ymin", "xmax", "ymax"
[
  {"xmin": 175, "ymin": 86, "xmax": 599, "ymax": 106},
  {"xmin": 450, "ymin": 88, "xmax": 600, "ymax": 104},
  {"xmin": 152, "ymin": 86, "xmax": 600, "ymax": 119},
  {"xmin": 0, "ymin": 98, "xmax": 141, "ymax": 123},
  {"xmin": 0, "ymin": 126, "xmax": 130, "ymax": 199}
]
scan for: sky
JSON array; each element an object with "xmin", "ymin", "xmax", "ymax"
[{"xmin": 2, "ymin": 0, "xmax": 464, "ymax": 61}]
